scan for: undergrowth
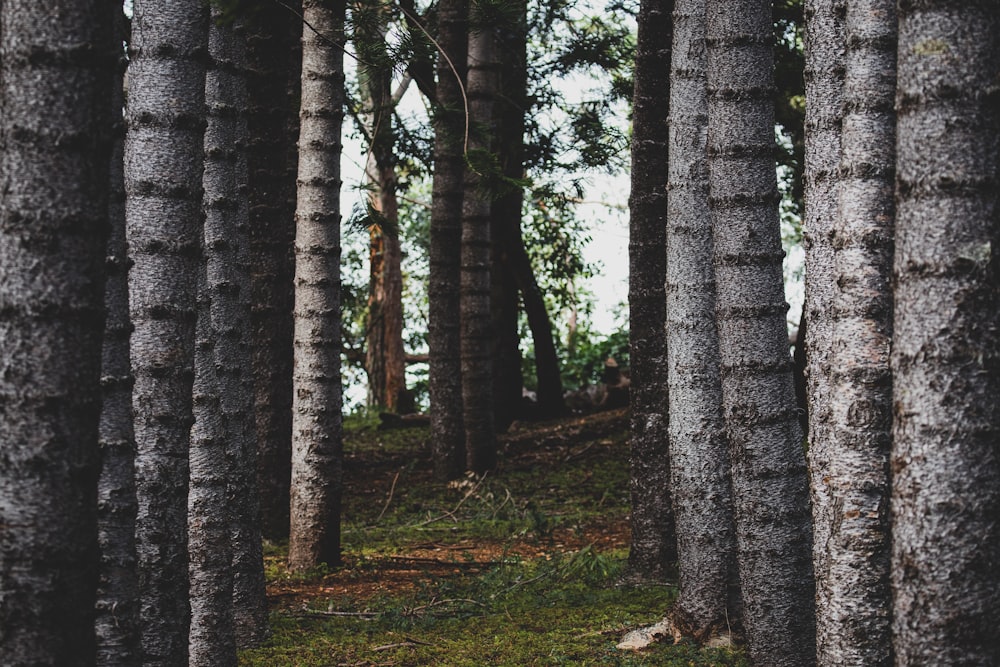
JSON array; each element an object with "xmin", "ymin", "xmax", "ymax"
[{"xmin": 241, "ymin": 411, "xmax": 747, "ymax": 666}]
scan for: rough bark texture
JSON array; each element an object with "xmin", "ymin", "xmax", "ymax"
[
  {"xmin": 428, "ymin": 0, "xmax": 469, "ymax": 480},
  {"xmin": 665, "ymin": 0, "xmax": 738, "ymax": 637},
  {"xmin": 802, "ymin": 1, "xmax": 844, "ymax": 658},
  {"xmin": 288, "ymin": 0, "xmax": 346, "ymax": 571},
  {"xmin": 204, "ymin": 13, "xmax": 269, "ymax": 648},
  {"xmin": 95, "ymin": 5, "xmax": 141, "ymax": 663},
  {"xmin": 0, "ymin": 2, "xmax": 112, "ymax": 663},
  {"xmin": 705, "ymin": 1, "xmax": 816, "ymax": 663},
  {"xmin": 891, "ymin": 2, "xmax": 1000, "ymax": 664},
  {"xmin": 246, "ymin": 0, "xmax": 301, "ymax": 541},
  {"xmin": 817, "ymin": 1, "xmax": 895, "ymax": 663},
  {"xmin": 626, "ymin": 0, "xmax": 676, "ymax": 583},
  {"xmin": 125, "ymin": 2, "xmax": 207, "ymax": 664},
  {"xmin": 461, "ymin": 16, "xmax": 499, "ymax": 474},
  {"xmin": 188, "ymin": 278, "xmax": 236, "ymax": 667}
]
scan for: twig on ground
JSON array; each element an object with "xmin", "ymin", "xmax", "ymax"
[
  {"xmin": 375, "ymin": 471, "xmax": 401, "ymax": 523},
  {"xmin": 412, "ymin": 472, "xmax": 488, "ymax": 527},
  {"xmin": 404, "ymin": 598, "xmax": 485, "ymax": 616},
  {"xmin": 373, "ymin": 637, "xmax": 433, "ymax": 651},
  {"xmin": 563, "ymin": 442, "xmax": 595, "ymax": 463},
  {"xmin": 297, "ymin": 605, "xmax": 378, "ymax": 620}
]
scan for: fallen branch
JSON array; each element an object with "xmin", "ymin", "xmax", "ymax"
[
  {"xmin": 403, "ymin": 598, "xmax": 485, "ymax": 616},
  {"xmin": 412, "ymin": 473, "xmax": 488, "ymax": 527},
  {"xmin": 297, "ymin": 606, "xmax": 378, "ymax": 620},
  {"xmin": 375, "ymin": 471, "xmax": 400, "ymax": 522}
]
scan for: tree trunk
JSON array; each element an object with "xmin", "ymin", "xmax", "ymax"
[
  {"xmin": 891, "ymin": 3, "xmax": 1000, "ymax": 664},
  {"xmin": 491, "ymin": 0, "xmax": 528, "ymax": 432},
  {"xmin": 428, "ymin": 0, "xmax": 469, "ymax": 481},
  {"xmin": 462, "ymin": 11, "xmax": 500, "ymax": 473},
  {"xmin": 246, "ymin": 0, "xmax": 301, "ymax": 542},
  {"xmin": 802, "ymin": 1, "xmax": 844, "ymax": 659},
  {"xmin": 359, "ymin": 0, "xmax": 407, "ymax": 413},
  {"xmin": 188, "ymin": 276, "xmax": 236, "ymax": 667},
  {"xmin": 0, "ymin": 2, "xmax": 113, "ymax": 663},
  {"xmin": 816, "ymin": 1, "xmax": 895, "ymax": 663},
  {"xmin": 125, "ymin": 2, "xmax": 208, "ymax": 664},
  {"xmin": 665, "ymin": 0, "xmax": 738, "ymax": 638},
  {"xmin": 96, "ymin": 5, "xmax": 141, "ymax": 663},
  {"xmin": 288, "ymin": 0, "xmax": 346, "ymax": 571},
  {"xmin": 705, "ymin": 1, "xmax": 815, "ymax": 663},
  {"xmin": 626, "ymin": 0, "xmax": 676, "ymax": 583},
  {"xmin": 196, "ymin": 7, "xmax": 269, "ymax": 653}
]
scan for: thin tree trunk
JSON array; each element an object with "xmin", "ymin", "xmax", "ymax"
[
  {"xmin": 816, "ymin": 1, "xmax": 895, "ymax": 663},
  {"xmin": 665, "ymin": 0, "xmax": 738, "ymax": 638},
  {"xmin": 891, "ymin": 2, "xmax": 1000, "ymax": 664},
  {"xmin": 288, "ymin": 0, "xmax": 346, "ymax": 571},
  {"xmin": 626, "ymin": 0, "xmax": 676, "ymax": 583},
  {"xmin": 359, "ymin": 0, "xmax": 407, "ymax": 413},
  {"xmin": 96, "ymin": 5, "xmax": 141, "ymax": 663},
  {"xmin": 0, "ymin": 2, "xmax": 113, "ymax": 663},
  {"xmin": 125, "ymin": 2, "xmax": 208, "ymax": 664},
  {"xmin": 705, "ymin": 1, "xmax": 815, "ymax": 663},
  {"xmin": 246, "ymin": 1, "xmax": 301, "ymax": 541},
  {"xmin": 429, "ymin": 0, "xmax": 469, "ymax": 480},
  {"xmin": 462, "ymin": 13, "xmax": 500, "ymax": 474},
  {"xmin": 802, "ymin": 1, "xmax": 844, "ymax": 658}
]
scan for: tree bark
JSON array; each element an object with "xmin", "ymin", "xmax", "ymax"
[
  {"xmin": 245, "ymin": 0, "xmax": 301, "ymax": 541},
  {"xmin": 188, "ymin": 276, "xmax": 236, "ymax": 667},
  {"xmin": 816, "ymin": 1, "xmax": 895, "ymax": 663},
  {"xmin": 288, "ymin": 0, "xmax": 346, "ymax": 571},
  {"xmin": 705, "ymin": 1, "xmax": 815, "ymax": 663},
  {"xmin": 891, "ymin": 2, "xmax": 1000, "ymax": 664},
  {"xmin": 429, "ymin": 0, "xmax": 469, "ymax": 481},
  {"xmin": 626, "ymin": 0, "xmax": 676, "ymax": 583},
  {"xmin": 462, "ymin": 12, "xmax": 500, "ymax": 474},
  {"xmin": 125, "ymin": 2, "xmax": 208, "ymax": 664},
  {"xmin": 358, "ymin": 0, "xmax": 407, "ymax": 413},
  {"xmin": 665, "ymin": 0, "xmax": 738, "ymax": 637},
  {"xmin": 801, "ymin": 1, "xmax": 844, "ymax": 659},
  {"xmin": 0, "ymin": 2, "xmax": 113, "ymax": 663},
  {"xmin": 96, "ymin": 5, "xmax": 141, "ymax": 663}
]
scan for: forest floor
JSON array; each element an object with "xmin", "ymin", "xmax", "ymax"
[{"xmin": 239, "ymin": 408, "xmax": 746, "ymax": 666}]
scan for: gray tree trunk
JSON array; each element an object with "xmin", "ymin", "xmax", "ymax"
[
  {"xmin": 201, "ymin": 12, "xmax": 269, "ymax": 648},
  {"xmin": 96, "ymin": 5, "xmax": 141, "ymax": 664},
  {"xmin": 188, "ymin": 277, "xmax": 236, "ymax": 667},
  {"xmin": 429, "ymin": 0, "xmax": 469, "ymax": 481},
  {"xmin": 0, "ymin": 2, "xmax": 113, "ymax": 663},
  {"xmin": 891, "ymin": 2, "xmax": 1000, "ymax": 664},
  {"xmin": 287, "ymin": 0, "xmax": 346, "ymax": 571},
  {"xmin": 125, "ymin": 1, "xmax": 208, "ymax": 664},
  {"xmin": 815, "ymin": 1, "xmax": 895, "ymax": 663},
  {"xmin": 246, "ymin": 1, "xmax": 302, "ymax": 542},
  {"xmin": 461, "ymin": 14, "xmax": 499, "ymax": 474},
  {"xmin": 801, "ymin": 0, "xmax": 844, "ymax": 660},
  {"xmin": 705, "ymin": 1, "xmax": 815, "ymax": 663},
  {"xmin": 625, "ymin": 0, "xmax": 677, "ymax": 584},
  {"xmin": 665, "ymin": 0, "xmax": 738, "ymax": 638}
]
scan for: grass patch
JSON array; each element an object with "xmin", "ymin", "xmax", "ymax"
[{"xmin": 242, "ymin": 410, "xmax": 747, "ymax": 666}]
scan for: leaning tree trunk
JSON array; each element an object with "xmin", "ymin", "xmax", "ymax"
[
  {"xmin": 817, "ymin": 1, "xmax": 895, "ymax": 663},
  {"xmin": 246, "ymin": 0, "xmax": 301, "ymax": 541},
  {"xmin": 665, "ymin": 0, "xmax": 738, "ymax": 639},
  {"xmin": 626, "ymin": 0, "xmax": 676, "ymax": 583},
  {"xmin": 0, "ymin": 2, "xmax": 113, "ymax": 663},
  {"xmin": 705, "ymin": 0, "xmax": 815, "ymax": 663},
  {"xmin": 428, "ymin": 0, "xmax": 469, "ymax": 480},
  {"xmin": 801, "ymin": 0, "xmax": 844, "ymax": 659},
  {"xmin": 125, "ymin": 2, "xmax": 208, "ymax": 665},
  {"xmin": 461, "ymin": 12, "xmax": 499, "ymax": 474},
  {"xmin": 95, "ymin": 4, "xmax": 141, "ymax": 663},
  {"xmin": 891, "ymin": 2, "xmax": 1000, "ymax": 664},
  {"xmin": 287, "ymin": 0, "xmax": 347, "ymax": 572}
]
